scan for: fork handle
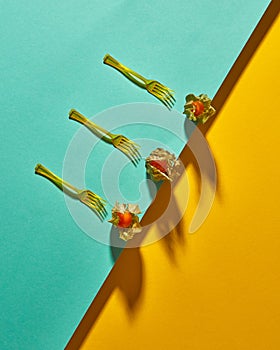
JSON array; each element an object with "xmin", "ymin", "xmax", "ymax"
[
  {"xmin": 103, "ymin": 54, "xmax": 146, "ymax": 89},
  {"xmin": 35, "ymin": 164, "xmax": 80, "ymax": 197},
  {"xmin": 69, "ymin": 109, "xmax": 112, "ymax": 144}
]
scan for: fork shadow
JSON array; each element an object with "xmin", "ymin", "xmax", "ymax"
[
  {"xmin": 110, "ymin": 227, "xmax": 144, "ymax": 316},
  {"xmin": 184, "ymin": 118, "xmax": 218, "ymax": 200},
  {"xmin": 65, "ymin": 2, "xmax": 279, "ymax": 348}
]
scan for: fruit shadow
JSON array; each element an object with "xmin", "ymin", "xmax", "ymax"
[
  {"xmin": 131, "ymin": 173, "xmax": 188, "ymax": 265},
  {"xmin": 110, "ymin": 227, "xmax": 144, "ymax": 315},
  {"xmin": 184, "ymin": 116, "xmax": 221, "ymax": 203}
]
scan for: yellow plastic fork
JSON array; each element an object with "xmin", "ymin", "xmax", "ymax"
[
  {"xmin": 103, "ymin": 54, "xmax": 175, "ymax": 110},
  {"xmin": 35, "ymin": 164, "xmax": 107, "ymax": 220},
  {"xmin": 69, "ymin": 109, "xmax": 141, "ymax": 166}
]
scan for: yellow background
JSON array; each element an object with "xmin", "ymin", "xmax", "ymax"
[{"xmin": 80, "ymin": 15, "xmax": 280, "ymax": 350}]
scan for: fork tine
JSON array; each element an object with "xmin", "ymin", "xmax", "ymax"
[
  {"xmin": 163, "ymin": 96, "xmax": 174, "ymax": 110},
  {"xmin": 153, "ymin": 84, "xmax": 176, "ymax": 104},
  {"xmin": 153, "ymin": 83, "xmax": 168, "ymax": 93},
  {"xmin": 119, "ymin": 148, "xmax": 140, "ymax": 166},
  {"xmin": 82, "ymin": 199, "xmax": 98, "ymax": 212},
  {"xmin": 155, "ymin": 95, "xmax": 172, "ymax": 110},
  {"xmin": 87, "ymin": 191, "xmax": 105, "ymax": 203},
  {"xmin": 119, "ymin": 139, "xmax": 141, "ymax": 158},
  {"xmin": 116, "ymin": 144, "xmax": 140, "ymax": 166},
  {"xmin": 125, "ymin": 150, "xmax": 141, "ymax": 164},
  {"xmin": 152, "ymin": 88, "xmax": 174, "ymax": 108},
  {"xmin": 119, "ymin": 140, "xmax": 142, "ymax": 162},
  {"xmin": 131, "ymin": 147, "xmax": 142, "ymax": 161},
  {"xmin": 156, "ymin": 91, "xmax": 175, "ymax": 109},
  {"xmin": 130, "ymin": 146, "xmax": 142, "ymax": 162},
  {"xmin": 85, "ymin": 200, "xmax": 107, "ymax": 220},
  {"xmin": 153, "ymin": 85, "xmax": 174, "ymax": 101},
  {"xmin": 163, "ymin": 89, "xmax": 176, "ymax": 103},
  {"xmin": 96, "ymin": 206, "xmax": 107, "ymax": 220},
  {"xmin": 82, "ymin": 197, "xmax": 99, "ymax": 210},
  {"xmin": 90, "ymin": 205, "xmax": 107, "ymax": 221},
  {"xmin": 81, "ymin": 194, "xmax": 107, "ymax": 220},
  {"xmin": 119, "ymin": 139, "xmax": 141, "ymax": 157},
  {"xmin": 153, "ymin": 83, "xmax": 171, "ymax": 94},
  {"xmin": 118, "ymin": 138, "xmax": 140, "ymax": 154},
  {"xmin": 160, "ymin": 94, "xmax": 173, "ymax": 109},
  {"xmin": 168, "ymin": 92, "xmax": 176, "ymax": 103},
  {"xmin": 120, "ymin": 135, "xmax": 141, "ymax": 147},
  {"xmin": 155, "ymin": 82, "xmax": 174, "ymax": 92},
  {"xmin": 90, "ymin": 197, "xmax": 107, "ymax": 217},
  {"xmin": 86, "ymin": 192, "xmax": 107, "ymax": 214},
  {"xmin": 123, "ymin": 138, "xmax": 141, "ymax": 149},
  {"xmin": 151, "ymin": 88, "xmax": 165, "ymax": 100}
]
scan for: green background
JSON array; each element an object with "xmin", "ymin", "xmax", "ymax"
[{"xmin": 0, "ymin": 1, "xmax": 270, "ymax": 349}]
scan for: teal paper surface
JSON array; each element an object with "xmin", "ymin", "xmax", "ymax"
[{"xmin": 0, "ymin": 1, "xmax": 270, "ymax": 349}]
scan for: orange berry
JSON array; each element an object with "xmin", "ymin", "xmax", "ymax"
[
  {"xmin": 117, "ymin": 211, "xmax": 133, "ymax": 228},
  {"xmin": 192, "ymin": 100, "xmax": 205, "ymax": 116}
]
